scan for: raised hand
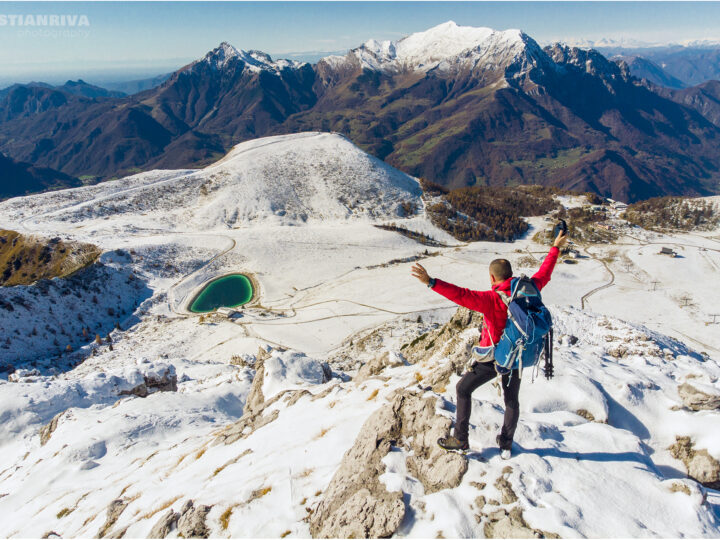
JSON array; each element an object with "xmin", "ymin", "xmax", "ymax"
[
  {"xmin": 553, "ymin": 231, "xmax": 568, "ymax": 248},
  {"xmin": 411, "ymin": 262, "xmax": 431, "ymax": 285}
]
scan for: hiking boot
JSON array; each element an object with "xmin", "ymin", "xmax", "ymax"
[
  {"xmin": 438, "ymin": 436, "xmax": 469, "ymax": 453},
  {"xmin": 497, "ymin": 434, "xmax": 512, "ymax": 458}
]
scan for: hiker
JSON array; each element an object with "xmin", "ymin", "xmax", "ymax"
[{"xmin": 410, "ymin": 230, "xmax": 568, "ymax": 458}]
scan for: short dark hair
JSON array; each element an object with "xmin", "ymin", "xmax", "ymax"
[{"xmin": 489, "ymin": 259, "xmax": 513, "ymax": 281}]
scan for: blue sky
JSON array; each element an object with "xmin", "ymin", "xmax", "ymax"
[{"xmin": 1, "ymin": 1, "xmax": 719, "ymax": 86}]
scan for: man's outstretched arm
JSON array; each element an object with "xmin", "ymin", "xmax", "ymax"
[
  {"xmin": 532, "ymin": 231, "xmax": 568, "ymax": 290},
  {"xmin": 411, "ymin": 262, "xmax": 494, "ymax": 313}
]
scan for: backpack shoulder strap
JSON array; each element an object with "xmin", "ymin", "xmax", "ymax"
[
  {"xmin": 496, "ymin": 289, "xmax": 511, "ymax": 307},
  {"xmin": 495, "ymin": 278, "xmax": 529, "ymax": 339}
]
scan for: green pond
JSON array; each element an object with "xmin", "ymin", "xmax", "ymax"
[{"xmin": 189, "ymin": 274, "xmax": 253, "ymax": 313}]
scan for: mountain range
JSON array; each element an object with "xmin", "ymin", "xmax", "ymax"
[
  {"xmin": 0, "ymin": 151, "xmax": 81, "ymax": 200},
  {"xmin": 2, "ymin": 21, "xmax": 720, "ymax": 202}
]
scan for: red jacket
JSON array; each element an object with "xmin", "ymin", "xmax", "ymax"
[{"xmin": 431, "ymin": 247, "xmax": 559, "ymax": 346}]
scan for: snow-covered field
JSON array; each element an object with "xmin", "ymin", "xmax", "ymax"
[{"xmin": 0, "ymin": 133, "xmax": 718, "ymax": 537}]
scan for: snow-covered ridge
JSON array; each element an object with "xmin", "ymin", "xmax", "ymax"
[
  {"xmin": 322, "ymin": 20, "xmax": 539, "ymax": 73},
  {"xmin": 196, "ymin": 41, "xmax": 306, "ymax": 73},
  {"xmin": 0, "ymin": 133, "xmax": 423, "ymax": 231}
]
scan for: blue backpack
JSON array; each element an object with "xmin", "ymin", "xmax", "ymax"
[{"xmin": 473, "ymin": 275, "xmax": 554, "ymax": 379}]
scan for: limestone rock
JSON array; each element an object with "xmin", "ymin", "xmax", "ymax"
[
  {"xmin": 310, "ymin": 390, "xmax": 468, "ymax": 538},
  {"xmin": 148, "ymin": 509, "xmax": 178, "ymax": 539},
  {"xmin": 120, "ymin": 364, "xmax": 177, "ymax": 398},
  {"xmin": 147, "ymin": 499, "xmax": 210, "ymax": 539},
  {"xmin": 669, "ymin": 436, "xmax": 720, "ymax": 489},
  {"xmin": 403, "ymin": 307, "xmax": 482, "ymax": 367},
  {"xmin": 355, "ymin": 351, "xmax": 404, "ymax": 384},
  {"xmin": 215, "ymin": 388, "xmax": 305, "ymax": 446},
  {"xmin": 494, "ymin": 475, "xmax": 519, "ymax": 505},
  {"xmin": 176, "ymin": 500, "xmax": 211, "ymax": 538},
  {"xmin": 98, "ymin": 499, "xmax": 128, "ymax": 538},
  {"xmin": 243, "ymin": 348, "xmax": 268, "ymax": 415},
  {"xmin": 677, "ymin": 383, "xmax": 720, "ymax": 411},
  {"xmin": 39, "ymin": 410, "xmax": 67, "ymax": 446},
  {"xmin": 482, "ymin": 507, "xmax": 556, "ymax": 539}
]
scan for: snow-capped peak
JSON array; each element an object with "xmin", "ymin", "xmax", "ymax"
[
  {"xmin": 324, "ymin": 21, "xmax": 532, "ymax": 72},
  {"xmin": 198, "ymin": 42, "xmax": 305, "ymax": 73},
  {"xmin": 202, "ymin": 41, "xmax": 242, "ymax": 69}
]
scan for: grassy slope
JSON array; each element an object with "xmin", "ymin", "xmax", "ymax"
[{"xmin": 0, "ymin": 230, "xmax": 101, "ymax": 286}]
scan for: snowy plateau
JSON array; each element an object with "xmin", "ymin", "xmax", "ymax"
[{"xmin": 0, "ymin": 132, "xmax": 719, "ymax": 538}]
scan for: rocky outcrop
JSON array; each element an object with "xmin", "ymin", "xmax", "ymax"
[
  {"xmin": 39, "ymin": 410, "xmax": 67, "ymax": 445},
  {"xmin": 481, "ymin": 507, "xmax": 557, "ymax": 539},
  {"xmin": 148, "ymin": 509, "xmax": 177, "ymax": 539},
  {"xmin": 243, "ymin": 347, "xmax": 271, "ymax": 416},
  {"xmin": 148, "ymin": 499, "xmax": 211, "ymax": 539},
  {"xmin": 494, "ymin": 471, "xmax": 519, "ymax": 505},
  {"xmin": 310, "ymin": 390, "xmax": 467, "ymax": 538},
  {"xmin": 402, "ymin": 307, "xmax": 484, "ymax": 389},
  {"xmin": 677, "ymin": 383, "xmax": 720, "ymax": 411},
  {"xmin": 215, "ymin": 388, "xmax": 308, "ymax": 446},
  {"xmin": 177, "ymin": 500, "xmax": 212, "ymax": 538},
  {"xmin": 98, "ymin": 499, "xmax": 128, "ymax": 538},
  {"xmin": 669, "ymin": 436, "xmax": 720, "ymax": 489},
  {"xmin": 355, "ymin": 351, "xmax": 405, "ymax": 384},
  {"xmin": 403, "ymin": 307, "xmax": 483, "ymax": 366},
  {"xmin": 119, "ymin": 364, "xmax": 177, "ymax": 398}
]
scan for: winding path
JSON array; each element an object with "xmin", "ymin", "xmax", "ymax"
[{"xmin": 580, "ymin": 248, "xmax": 616, "ymax": 310}]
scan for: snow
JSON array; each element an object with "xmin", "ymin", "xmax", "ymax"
[
  {"xmin": 325, "ymin": 21, "xmax": 534, "ymax": 73},
  {"xmin": 261, "ymin": 351, "xmax": 326, "ymax": 399},
  {"xmin": 197, "ymin": 41, "xmax": 306, "ymax": 74},
  {"xmin": 0, "ymin": 132, "xmax": 719, "ymax": 537}
]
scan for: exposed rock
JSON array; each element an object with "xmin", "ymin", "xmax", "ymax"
[
  {"xmin": 669, "ymin": 436, "xmax": 720, "ymax": 489},
  {"xmin": 8, "ymin": 368, "xmax": 41, "ymax": 382},
  {"xmin": 148, "ymin": 509, "xmax": 178, "ymax": 539},
  {"xmin": 310, "ymin": 390, "xmax": 467, "ymax": 538},
  {"xmin": 215, "ymin": 388, "xmax": 305, "ymax": 445},
  {"xmin": 669, "ymin": 482, "xmax": 691, "ymax": 495},
  {"xmin": 494, "ymin": 475, "xmax": 519, "ymax": 505},
  {"xmin": 400, "ymin": 394, "xmax": 468, "ymax": 494},
  {"xmin": 575, "ymin": 409, "xmax": 596, "ymax": 422},
  {"xmin": 176, "ymin": 500, "xmax": 211, "ymax": 538},
  {"xmin": 119, "ymin": 365, "xmax": 177, "ymax": 398},
  {"xmin": 403, "ymin": 307, "xmax": 483, "ymax": 370},
  {"xmin": 147, "ymin": 499, "xmax": 211, "ymax": 539},
  {"xmin": 39, "ymin": 410, "xmax": 67, "ymax": 445},
  {"xmin": 41, "ymin": 532, "xmax": 61, "ymax": 539},
  {"xmin": 677, "ymin": 383, "xmax": 720, "ymax": 411},
  {"xmin": 355, "ymin": 351, "xmax": 404, "ymax": 384},
  {"xmin": 482, "ymin": 507, "xmax": 557, "ymax": 539},
  {"xmin": 98, "ymin": 499, "xmax": 128, "ymax": 538},
  {"xmin": 285, "ymin": 389, "xmax": 312, "ymax": 407},
  {"xmin": 243, "ymin": 347, "xmax": 269, "ymax": 415}
]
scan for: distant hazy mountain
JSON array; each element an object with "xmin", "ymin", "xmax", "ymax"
[
  {"xmin": 0, "ymin": 152, "xmax": 81, "ymax": 200},
  {"xmin": 2, "ymin": 22, "xmax": 720, "ymax": 202},
  {"xmin": 57, "ymin": 80, "xmax": 126, "ymax": 98},
  {"xmin": 597, "ymin": 46, "xmax": 720, "ymax": 87},
  {"xmin": 0, "ymin": 80, "xmax": 125, "ymax": 101},
  {"xmin": 102, "ymin": 73, "xmax": 172, "ymax": 95},
  {"xmin": 611, "ymin": 55, "xmax": 686, "ymax": 89}
]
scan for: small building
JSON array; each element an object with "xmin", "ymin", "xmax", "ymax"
[{"xmin": 659, "ymin": 247, "xmax": 676, "ymax": 257}]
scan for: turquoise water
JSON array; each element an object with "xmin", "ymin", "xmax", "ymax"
[{"xmin": 189, "ymin": 274, "xmax": 253, "ymax": 313}]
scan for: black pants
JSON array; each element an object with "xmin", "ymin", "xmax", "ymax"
[{"xmin": 454, "ymin": 361, "xmax": 521, "ymax": 450}]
